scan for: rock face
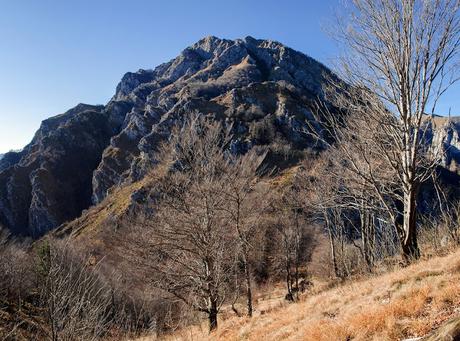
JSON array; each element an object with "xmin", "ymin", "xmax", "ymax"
[
  {"xmin": 1, "ymin": 35, "xmax": 457, "ymax": 238},
  {"xmin": 0, "ymin": 36, "xmax": 337, "ymax": 237},
  {"xmin": 427, "ymin": 115, "xmax": 460, "ymax": 174},
  {"xmin": 91, "ymin": 36, "xmax": 338, "ymax": 204},
  {"xmin": 0, "ymin": 104, "xmax": 129, "ymax": 236}
]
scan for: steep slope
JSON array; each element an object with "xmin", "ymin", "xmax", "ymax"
[
  {"xmin": 90, "ymin": 35, "xmax": 337, "ymax": 204},
  {"xmin": 153, "ymin": 249, "xmax": 460, "ymax": 341},
  {"xmin": 1, "ymin": 35, "xmax": 459, "ymax": 238},
  {"xmin": 0, "ymin": 103, "xmax": 130, "ymax": 236},
  {"xmin": 0, "ymin": 36, "xmax": 337, "ymax": 237}
]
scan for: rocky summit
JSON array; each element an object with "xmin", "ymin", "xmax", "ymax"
[
  {"xmin": 0, "ymin": 36, "xmax": 339, "ymax": 237},
  {"xmin": 0, "ymin": 36, "xmax": 459, "ymax": 238}
]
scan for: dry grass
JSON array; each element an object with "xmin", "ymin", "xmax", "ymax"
[
  {"xmin": 141, "ymin": 249, "xmax": 460, "ymax": 341},
  {"xmin": 53, "ymin": 161, "xmax": 171, "ymax": 241}
]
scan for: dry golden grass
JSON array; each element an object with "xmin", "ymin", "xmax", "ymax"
[{"xmin": 142, "ymin": 249, "xmax": 460, "ymax": 341}]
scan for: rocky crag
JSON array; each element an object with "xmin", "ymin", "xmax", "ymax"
[
  {"xmin": 428, "ymin": 115, "xmax": 460, "ymax": 173},
  {"xmin": 0, "ymin": 36, "xmax": 339, "ymax": 237},
  {"xmin": 1, "ymin": 36, "xmax": 459, "ymax": 238}
]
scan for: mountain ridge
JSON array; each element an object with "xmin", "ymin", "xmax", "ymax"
[
  {"xmin": 0, "ymin": 36, "xmax": 336, "ymax": 237},
  {"xmin": 0, "ymin": 35, "xmax": 459, "ymax": 238}
]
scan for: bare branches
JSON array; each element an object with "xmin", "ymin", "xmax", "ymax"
[
  {"xmin": 313, "ymin": 0, "xmax": 460, "ymax": 261},
  {"xmin": 37, "ymin": 239, "xmax": 113, "ymax": 341},
  {"xmin": 142, "ymin": 114, "xmax": 242, "ymax": 331}
]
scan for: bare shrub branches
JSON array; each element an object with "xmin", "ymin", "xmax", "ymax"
[{"xmin": 37, "ymin": 240, "xmax": 113, "ymax": 341}]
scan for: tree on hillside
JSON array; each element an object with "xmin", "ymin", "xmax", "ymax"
[
  {"xmin": 270, "ymin": 183, "xmax": 313, "ymax": 300},
  {"xmin": 145, "ymin": 116, "xmax": 233, "ymax": 332},
  {"xmin": 220, "ymin": 152, "xmax": 268, "ymax": 317},
  {"xmin": 141, "ymin": 114, "xmax": 267, "ymax": 331},
  {"xmin": 297, "ymin": 134, "xmax": 398, "ymax": 277},
  {"xmin": 312, "ymin": 0, "xmax": 460, "ymax": 261}
]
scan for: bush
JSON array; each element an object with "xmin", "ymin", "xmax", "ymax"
[{"xmin": 36, "ymin": 239, "xmax": 113, "ymax": 341}]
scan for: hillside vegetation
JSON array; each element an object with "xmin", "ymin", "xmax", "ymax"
[
  {"xmin": 3, "ymin": 1, "xmax": 460, "ymax": 340},
  {"xmin": 149, "ymin": 249, "xmax": 460, "ymax": 341}
]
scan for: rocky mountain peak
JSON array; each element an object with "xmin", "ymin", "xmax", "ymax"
[
  {"xmin": 5, "ymin": 36, "xmax": 452, "ymax": 239},
  {"xmin": 190, "ymin": 35, "xmax": 231, "ymax": 55},
  {"xmin": 112, "ymin": 36, "xmax": 334, "ymax": 104},
  {"xmin": 0, "ymin": 36, "xmax": 338, "ymax": 237}
]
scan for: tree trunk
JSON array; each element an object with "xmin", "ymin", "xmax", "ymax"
[
  {"xmin": 401, "ymin": 187, "xmax": 420, "ymax": 261},
  {"xmin": 242, "ymin": 252, "xmax": 253, "ymax": 317},
  {"xmin": 294, "ymin": 260, "xmax": 300, "ymax": 300},
  {"xmin": 285, "ymin": 254, "xmax": 293, "ymax": 301},
  {"xmin": 360, "ymin": 206, "xmax": 374, "ymax": 272},
  {"xmin": 294, "ymin": 212, "xmax": 301, "ymax": 300},
  {"xmin": 208, "ymin": 300, "xmax": 218, "ymax": 332},
  {"xmin": 325, "ymin": 211, "xmax": 340, "ymax": 278}
]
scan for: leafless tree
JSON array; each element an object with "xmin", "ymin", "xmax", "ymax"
[
  {"xmin": 311, "ymin": 0, "xmax": 460, "ymax": 261},
  {"xmin": 37, "ymin": 239, "xmax": 112, "ymax": 341},
  {"xmin": 269, "ymin": 184, "xmax": 313, "ymax": 300},
  {"xmin": 219, "ymin": 151, "xmax": 268, "ymax": 317},
  {"xmin": 295, "ymin": 155, "xmax": 401, "ymax": 276},
  {"xmin": 141, "ymin": 114, "xmax": 237, "ymax": 332}
]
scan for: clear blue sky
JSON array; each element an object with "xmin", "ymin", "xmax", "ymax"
[{"xmin": 0, "ymin": 0, "xmax": 459, "ymax": 153}]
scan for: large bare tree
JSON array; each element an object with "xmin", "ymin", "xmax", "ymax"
[
  {"xmin": 315, "ymin": 0, "xmax": 460, "ymax": 260},
  {"xmin": 142, "ymin": 115, "xmax": 242, "ymax": 332}
]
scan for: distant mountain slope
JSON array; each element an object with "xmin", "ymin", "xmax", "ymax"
[
  {"xmin": 0, "ymin": 104, "xmax": 127, "ymax": 236},
  {"xmin": 0, "ymin": 36, "xmax": 338, "ymax": 237}
]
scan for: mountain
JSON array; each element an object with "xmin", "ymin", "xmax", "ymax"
[
  {"xmin": 2, "ymin": 35, "xmax": 460, "ymax": 340},
  {"xmin": 1, "ymin": 35, "xmax": 459, "ymax": 238},
  {"xmin": 428, "ymin": 115, "xmax": 460, "ymax": 173},
  {"xmin": 0, "ymin": 104, "xmax": 125, "ymax": 236},
  {"xmin": 0, "ymin": 36, "xmax": 338, "ymax": 238}
]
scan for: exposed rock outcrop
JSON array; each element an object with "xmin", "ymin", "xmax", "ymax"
[
  {"xmin": 1, "ymin": 35, "xmax": 458, "ymax": 238},
  {"xmin": 91, "ymin": 36, "xmax": 337, "ymax": 205},
  {"xmin": 427, "ymin": 115, "xmax": 460, "ymax": 174},
  {"xmin": 0, "ymin": 36, "xmax": 337, "ymax": 237},
  {"xmin": 0, "ymin": 104, "xmax": 130, "ymax": 236}
]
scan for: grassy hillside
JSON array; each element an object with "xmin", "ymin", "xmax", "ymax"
[{"xmin": 142, "ymin": 249, "xmax": 460, "ymax": 341}]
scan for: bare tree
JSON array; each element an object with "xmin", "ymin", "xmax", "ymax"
[
  {"xmin": 270, "ymin": 184, "xmax": 312, "ymax": 300},
  {"xmin": 220, "ymin": 151, "xmax": 268, "ymax": 317},
  {"xmin": 142, "ymin": 115, "xmax": 236, "ymax": 332},
  {"xmin": 312, "ymin": 0, "xmax": 460, "ymax": 261},
  {"xmin": 37, "ymin": 239, "xmax": 112, "ymax": 341},
  {"xmin": 295, "ymin": 155, "xmax": 401, "ymax": 276}
]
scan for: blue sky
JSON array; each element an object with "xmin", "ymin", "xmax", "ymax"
[{"xmin": 0, "ymin": 0, "xmax": 459, "ymax": 153}]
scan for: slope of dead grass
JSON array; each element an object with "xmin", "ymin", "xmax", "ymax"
[{"xmin": 147, "ymin": 249, "xmax": 460, "ymax": 341}]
